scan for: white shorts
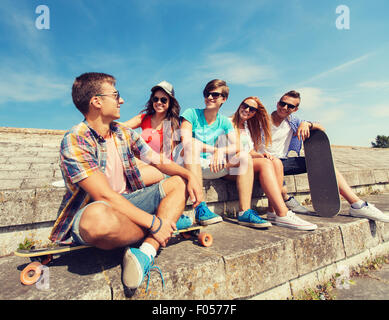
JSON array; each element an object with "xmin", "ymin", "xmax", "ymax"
[{"xmin": 172, "ymin": 145, "xmax": 229, "ymax": 179}]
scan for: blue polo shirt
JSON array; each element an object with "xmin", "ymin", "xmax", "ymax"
[{"xmin": 181, "ymin": 108, "xmax": 234, "ymax": 159}]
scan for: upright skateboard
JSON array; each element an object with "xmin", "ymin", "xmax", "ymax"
[{"xmin": 303, "ymin": 130, "xmax": 341, "ymax": 217}]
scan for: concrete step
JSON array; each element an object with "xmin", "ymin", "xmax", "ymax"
[{"xmin": 1, "ymin": 193, "xmax": 389, "ymax": 300}]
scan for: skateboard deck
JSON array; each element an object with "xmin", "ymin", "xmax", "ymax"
[
  {"xmin": 303, "ymin": 130, "xmax": 341, "ymax": 217},
  {"xmin": 223, "ymin": 215, "xmax": 272, "ymax": 229},
  {"xmin": 15, "ymin": 244, "xmax": 91, "ymax": 286},
  {"xmin": 15, "ymin": 225, "xmax": 213, "ymax": 286},
  {"xmin": 172, "ymin": 225, "xmax": 213, "ymax": 247},
  {"xmin": 15, "ymin": 244, "xmax": 91, "ymax": 258}
]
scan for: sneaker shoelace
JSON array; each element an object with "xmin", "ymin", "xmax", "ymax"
[
  {"xmin": 247, "ymin": 209, "xmax": 264, "ymax": 222},
  {"xmin": 145, "ymin": 257, "xmax": 165, "ymax": 292},
  {"xmin": 196, "ymin": 203, "xmax": 211, "ymax": 218},
  {"xmin": 286, "ymin": 211, "xmax": 308, "ymax": 224}
]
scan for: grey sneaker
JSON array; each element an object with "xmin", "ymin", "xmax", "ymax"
[{"xmin": 285, "ymin": 196, "xmax": 311, "ymax": 214}]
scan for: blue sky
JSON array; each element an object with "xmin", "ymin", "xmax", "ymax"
[{"xmin": 0, "ymin": 0, "xmax": 388, "ymax": 147}]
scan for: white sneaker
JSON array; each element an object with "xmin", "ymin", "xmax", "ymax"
[
  {"xmin": 284, "ymin": 196, "xmax": 311, "ymax": 214},
  {"xmin": 267, "ymin": 210, "xmax": 318, "ymax": 231},
  {"xmin": 349, "ymin": 202, "xmax": 389, "ymax": 223}
]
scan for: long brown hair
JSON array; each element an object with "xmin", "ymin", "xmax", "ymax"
[
  {"xmin": 231, "ymin": 96, "xmax": 272, "ymax": 151},
  {"xmin": 141, "ymin": 87, "xmax": 181, "ymax": 133},
  {"xmin": 141, "ymin": 87, "xmax": 181, "ymax": 152}
]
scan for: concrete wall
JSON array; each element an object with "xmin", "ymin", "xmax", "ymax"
[{"xmin": 1, "ymin": 127, "xmax": 389, "ymax": 256}]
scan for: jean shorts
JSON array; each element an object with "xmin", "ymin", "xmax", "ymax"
[
  {"xmin": 281, "ymin": 157, "xmax": 307, "ymax": 176},
  {"xmin": 71, "ymin": 180, "xmax": 166, "ymax": 245}
]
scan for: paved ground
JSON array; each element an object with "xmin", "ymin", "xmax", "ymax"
[
  {"xmin": 332, "ymin": 258, "xmax": 389, "ymax": 300},
  {"xmin": 0, "ymin": 192, "xmax": 387, "ymax": 300}
]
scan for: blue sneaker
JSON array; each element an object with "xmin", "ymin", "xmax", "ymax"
[
  {"xmin": 122, "ymin": 248, "xmax": 164, "ymax": 291},
  {"xmin": 176, "ymin": 214, "xmax": 193, "ymax": 230},
  {"xmin": 238, "ymin": 209, "xmax": 272, "ymax": 229},
  {"xmin": 195, "ymin": 201, "xmax": 223, "ymax": 225}
]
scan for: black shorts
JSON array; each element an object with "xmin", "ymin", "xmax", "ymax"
[{"xmin": 281, "ymin": 157, "xmax": 307, "ymax": 176}]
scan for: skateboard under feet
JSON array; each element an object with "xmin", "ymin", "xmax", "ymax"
[
  {"xmin": 15, "ymin": 225, "xmax": 213, "ymax": 286},
  {"xmin": 172, "ymin": 225, "xmax": 213, "ymax": 247}
]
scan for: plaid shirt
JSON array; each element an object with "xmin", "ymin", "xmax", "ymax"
[{"xmin": 49, "ymin": 120, "xmax": 151, "ymax": 243}]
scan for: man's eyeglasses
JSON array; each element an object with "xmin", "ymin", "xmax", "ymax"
[
  {"xmin": 241, "ymin": 102, "xmax": 258, "ymax": 113},
  {"xmin": 203, "ymin": 91, "xmax": 225, "ymax": 99},
  {"xmin": 96, "ymin": 91, "xmax": 120, "ymax": 101},
  {"xmin": 152, "ymin": 96, "xmax": 168, "ymax": 104},
  {"xmin": 278, "ymin": 100, "xmax": 297, "ymax": 110}
]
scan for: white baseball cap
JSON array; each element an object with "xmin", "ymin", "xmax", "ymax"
[{"xmin": 151, "ymin": 80, "xmax": 175, "ymax": 98}]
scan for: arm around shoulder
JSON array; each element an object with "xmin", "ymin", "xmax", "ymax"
[{"xmin": 122, "ymin": 114, "xmax": 144, "ymax": 129}]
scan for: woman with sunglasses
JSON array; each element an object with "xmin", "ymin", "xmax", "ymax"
[
  {"xmin": 123, "ymin": 81, "xmax": 193, "ymax": 229},
  {"xmin": 230, "ymin": 96, "xmax": 317, "ymax": 231},
  {"xmin": 124, "ymin": 81, "xmax": 180, "ymax": 160}
]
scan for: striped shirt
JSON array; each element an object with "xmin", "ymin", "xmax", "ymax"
[{"xmin": 49, "ymin": 120, "xmax": 151, "ymax": 243}]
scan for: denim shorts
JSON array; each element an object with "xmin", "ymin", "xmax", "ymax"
[
  {"xmin": 71, "ymin": 180, "xmax": 167, "ymax": 245},
  {"xmin": 281, "ymin": 157, "xmax": 307, "ymax": 176}
]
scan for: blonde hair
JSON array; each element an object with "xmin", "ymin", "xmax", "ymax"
[{"xmin": 231, "ymin": 96, "xmax": 271, "ymax": 151}]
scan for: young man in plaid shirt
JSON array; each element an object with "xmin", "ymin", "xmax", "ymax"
[{"xmin": 50, "ymin": 72, "xmax": 203, "ymax": 290}]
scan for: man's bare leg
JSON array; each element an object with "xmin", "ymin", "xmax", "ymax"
[{"xmin": 79, "ymin": 176, "xmax": 187, "ymax": 250}]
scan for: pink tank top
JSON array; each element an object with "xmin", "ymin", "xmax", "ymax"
[
  {"xmin": 104, "ymin": 136, "xmax": 129, "ymax": 194},
  {"xmin": 140, "ymin": 114, "xmax": 163, "ymax": 153}
]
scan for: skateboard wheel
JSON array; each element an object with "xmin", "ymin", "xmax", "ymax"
[
  {"xmin": 198, "ymin": 232, "xmax": 213, "ymax": 247},
  {"xmin": 20, "ymin": 261, "xmax": 42, "ymax": 285}
]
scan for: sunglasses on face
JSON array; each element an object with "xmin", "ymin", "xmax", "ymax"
[
  {"xmin": 95, "ymin": 91, "xmax": 120, "ymax": 101},
  {"xmin": 203, "ymin": 91, "xmax": 224, "ymax": 99},
  {"xmin": 241, "ymin": 102, "xmax": 258, "ymax": 113},
  {"xmin": 278, "ymin": 100, "xmax": 297, "ymax": 110},
  {"xmin": 152, "ymin": 96, "xmax": 168, "ymax": 104}
]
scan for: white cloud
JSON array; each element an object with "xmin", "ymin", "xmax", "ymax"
[
  {"xmin": 0, "ymin": 70, "xmax": 68, "ymax": 105},
  {"xmin": 0, "ymin": 2, "xmax": 53, "ymax": 64},
  {"xmin": 294, "ymin": 87, "xmax": 338, "ymax": 109},
  {"xmin": 298, "ymin": 53, "xmax": 372, "ymax": 86},
  {"xmin": 370, "ymin": 105, "xmax": 389, "ymax": 118},
  {"xmin": 358, "ymin": 81, "xmax": 389, "ymax": 90},
  {"xmin": 316, "ymin": 109, "xmax": 345, "ymax": 125},
  {"xmin": 194, "ymin": 52, "xmax": 275, "ymax": 87}
]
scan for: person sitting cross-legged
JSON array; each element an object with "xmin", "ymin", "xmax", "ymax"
[{"xmin": 49, "ymin": 72, "xmax": 203, "ymax": 291}]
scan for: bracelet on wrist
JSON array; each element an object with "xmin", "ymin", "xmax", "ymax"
[
  {"xmin": 150, "ymin": 216, "xmax": 162, "ymax": 234},
  {"xmin": 148, "ymin": 215, "xmax": 156, "ymax": 231}
]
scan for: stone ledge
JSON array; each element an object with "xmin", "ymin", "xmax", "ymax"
[
  {"xmin": 1, "ymin": 192, "xmax": 389, "ymax": 300},
  {"xmin": 0, "ymin": 178, "xmax": 388, "ymax": 256},
  {"xmin": 0, "ymin": 127, "xmax": 66, "ymax": 135}
]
